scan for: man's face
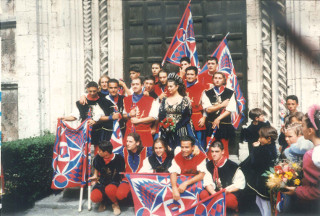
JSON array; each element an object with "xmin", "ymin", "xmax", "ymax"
[
  {"xmin": 207, "ymin": 60, "xmax": 218, "ymax": 73},
  {"xmin": 129, "ymin": 71, "xmax": 140, "ymax": 80},
  {"xmin": 286, "ymin": 99, "xmax": 298, "ymax": 114},
  {"xmin": 144, "ymin": 79, "xmax": 155, "ymax": 92},
  {"xmin": 186, "ymin": 69, "xmax": 197, "ymax": 83},
  {"xmin": 158, "ymin": 72, "xmax": 168, "ymax": 85},
  {"xmin": 97, "ymin": 148, "xmax": 111, "ymax": 158},
  {"xmin": 210, "ymin": 146, "xmax": 224, "ymax": 163},
  {"xmin": 131, "ymin": 79, "xmax": 143, "ymax": 94},
  {"xmin": 213, "ymin": 74, "xmax": 225, "ymax": 87},
  {"xmin": 126, "ymin": 136, "xmax": 139, "ymax": 152},
  {"xmin": 87, "ymin": 87, "xmax": 99, "ymax": 98},
  {"xmin": 181, "ymin": 141, "xmax": 194, "ymax": 158},
  {"xmin": 108, "ymin": 82, "xmax": 119, "ymax": 97},
  {"xmin": 180, "ymin": 61, "xmax": 191, "ymax": 71},
  {"xmin": 152, "ymin": 64, "xmax": 161, "ymax": 77}
]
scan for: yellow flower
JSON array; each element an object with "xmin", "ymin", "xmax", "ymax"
[
  {"xmin": 294, "ymin": 179, "xmax": 301, "ymax": 186},
  {"xmin": 292, "ymin": 163, "xmax": 298, "ymax": 169},
  {"xmin": 285, "ymin": 171, "xmax": 293, "ymax": 180}
]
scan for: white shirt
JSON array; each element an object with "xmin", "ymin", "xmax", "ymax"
[
  {"xmin": 312, "ymin": 145, "xmax": 320, "ymax": 168},
  {"xmin": 201, "ymin": 88, "xmax": 237, "ymax": 113},
  {"xmin": 203, "ymin": 160, "xmax": 246, "ymax": 190},
  {"xmin": 139, "ymin": 157, "xmax": 154, "ymax": 173}
]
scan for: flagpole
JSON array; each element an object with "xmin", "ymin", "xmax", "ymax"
[{"xmin": 225, "ymin": 32, "xmax": 230, "ymax": 38}]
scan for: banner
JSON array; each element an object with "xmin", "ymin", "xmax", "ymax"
[
  {"xmin": 125, "ymin": 173, "xmax": 203, "ymax": 216},
  {"xmin": 162, "ymin": 3, "xmax": 199, "ymax": 68},
  {"xmin": 200, "ymin": 38, "xmax": 246, "ymax": 129},
  {"xmin": 51, "ymin": 119, "xmax": 91, "ymax": 189}
]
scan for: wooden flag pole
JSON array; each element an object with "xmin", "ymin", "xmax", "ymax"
[{"xmin": 78, "ymin": 187, "xmax": 83, "ymax": 212}]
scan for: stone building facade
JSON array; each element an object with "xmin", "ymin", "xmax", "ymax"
[{"xmin": 1, "ymin": 0, "xmax": 320, "ymax": 141}]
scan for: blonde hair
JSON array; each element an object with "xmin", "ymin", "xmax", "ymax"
[{"xmin": 285, "ymin": 122, "xmax": 303, "ymax": 137}]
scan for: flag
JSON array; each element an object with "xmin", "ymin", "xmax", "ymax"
[
  {"xmin": 51, "ymin": 119, "xmax": 91, "ymax": 189},
  {"xmin": 200, "ymin": 38, "xmax": 246, "ymax": 129},
  {"xmin": 162, "ymin": 3, "xmax": 199, "ymax": 68},
  {"xmin": 279, "ymin": 93, "xmax": 286, "ymax": 127},
  {"xmin": 177, "ymin": 190, "xmax": 226, "ymax": 216},
  {"xmin": 106, "ymin": 95, "xmax": 124, "ymax": 154},
  {"xmin": 125, "ymin": 173, "xmax": 203, "ymax": 216}
]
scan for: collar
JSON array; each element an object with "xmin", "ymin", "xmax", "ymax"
[
  {"xmin": 87, "ymin": 94, "xmax": 99, "ymax": 101},
  {"xmin": 100, "ymin": 89, "xmax": 109, "ymax": 95},
  {"xmin": 132, "ymin": 92, "xmax": 144, "ymax": 103},
  {"xmin": 103, "ymin": 153, "xmax": 115, "ymax": 165},
  {"xmin": 156, "ymin": 152, "xmax": 167, "ymax": 164},
  {"xmin": 212, "ymin": 156, "xmax": 228, "ymax": 182},
  {"xmin": 213, "ymin": 86, "xmax": 225, "ymax": 95},
  {"xmin": 183, "ymin": 153, "xmax": 194, "ymax": 160},
  {"xmin": 186, "ymin": 80, "xmax": 197, "ymax": 88}
]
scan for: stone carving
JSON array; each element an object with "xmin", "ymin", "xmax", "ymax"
[
  {"xmin": 83, "ymin": 0, "xmax": 93, "ymax": 88},
  {"xmin": 99, "ymin": 0, "xmax": 108, "ymax": 75},
  {"xmin": 261, "ymin": 1, "xmax": 273, "ymax": 121}
]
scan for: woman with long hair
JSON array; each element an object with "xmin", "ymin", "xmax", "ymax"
[
  {"xmin": 158, "ymin": 73, "xmax": 199, "ymax": 150},
  {"xmin": 139, "ymin": 138, "xmax": 174, "ymax": 173}
]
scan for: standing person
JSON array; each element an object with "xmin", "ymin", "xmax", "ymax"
[
  {"xmin": 247, "ymin": 126, "xmax": 278, "ymax": 216},
  {"xmin": 198, "ymin": 56, "xmax": 219, "ymax": 90},
  {"xmin": 154, "ymin": 70, "xmax": 168, "ymax": 101},
  {"xmin": 169, "ymin": 136, "xmax": 207, "ymax": 201},
  {"xmin": 241, "ymin": 108, "xmax": 270, "ymax": 153},
  {"xmin": 201, "ymin": 72, "xmax": 237, "ymax": 157},
  {"xmin": 282, "ymin": 105, "xmax": 320, "ymax": 214},
  {"xmin": 185, "ymin": 66, "xmax": 207, "ymax": 149},
  {"xmin": 201, "ymin": 140, "xmax": 246, "ymax": 213},
  {"xmin": 279, "ymin": 95, "xmax": 300, "ymax": 153},
  {"xmin": 143, "ymin": 75, "xmax": 158, "ymax": 99},
  {"xmin": 139, "ymin": 138, "xmax": 174, "ymax": 173},
  {"xmin": 89, "ymin": 141, "xmax": 125, "ymax": 215},
  {"xmin": 116, "ymin": 133, "xmax": 152, "ymax": 203},
  {"xmin": 159, "ymin": 73, "xmax": 198, "ymax": 150},
  {"xmin": 98, "ymin": 79, "xmax": 126, "ymax": 140},
  {"xmin": 151, "ymin": 62, "xmax": 162, "ymax": 84},
  {"xmin": 177, "ymin": 57, "xmax": 191, "ymax": 81},
  {"xmin": 123, "ymin": 77, "xmax": 159, "ymax": 147},
  {"xmin": 60, "ymin": 81, "xmax": 109, "ymax": 153},
  {"xmin": 119, "ymin": 66, "xmax": 141, "ymax": 96}
]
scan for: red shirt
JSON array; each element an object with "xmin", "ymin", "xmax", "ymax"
[{"xmin": 174, "ymin": 151, "xmax": 207, "ymax": 174}]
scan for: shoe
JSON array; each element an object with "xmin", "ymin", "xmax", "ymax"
[
  {"xmin": 112, "ymin": 203, "xmax": 121, "ymax": 215},
  {"xmin": 98, "ymin": 203, "xmax": 106, "ymax": 212}
]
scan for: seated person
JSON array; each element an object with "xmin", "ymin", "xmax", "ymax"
[
  {"xmin": 89, "ymin": 141, "xmax": 125, "ymax": 215},
  {"xmin": 169, "ymin": 136, "xmax": 207, "ymax": 201},
  {"xmin": 139, "ymin": 138, "xmax": 174, "ymax": 173},
  {"xmin": 116, "ymin": 133, "xmax": 152, "ymax": 202},
  {"xmin": 201, "ymin": 140, "xmax": 245, "ymax": 213}
]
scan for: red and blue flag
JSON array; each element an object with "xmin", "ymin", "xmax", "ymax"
[
  {"xmin": 162, "ymin": 3, "xmax": 199, "ymax": 68},
  {"xmin": 177, "ymin": 190, "xmax": 226, "ymax": 216},
  {"xmin": 125, "ymin": 173, "xmax": 204, "ymax": 216},
  {"xmin": 51, "ymin": 119, "xmax": 91, "ymax": 189},
  {"xmin": 200, "ymin": 38, "xmax": 246, "ymax": 129}
]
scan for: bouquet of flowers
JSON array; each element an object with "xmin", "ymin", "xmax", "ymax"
[
  {"xmin": 159, "ymin": 117, "xmax": 176, "ymax": 133},
  {"xmin": 263, "ymin": 160, "xmax": 302, "ymax": 192}
]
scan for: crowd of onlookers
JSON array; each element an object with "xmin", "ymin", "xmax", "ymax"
[{"xmin": 60, "ymin": 57, "xmax": 320, "ymax": 216}]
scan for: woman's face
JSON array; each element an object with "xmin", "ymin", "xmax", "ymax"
[
  {"xmin": 285, "ymin": 129, "xmax": 298, "ymax": 146},
  {"xmin": 154, "ymin": 142, "xmax": 165, "ymax": 157},
  {"xmin": 100, "ymin": 77, "xmax": 109, "ymax": 90},
  {"xmin": 302, "ymin": 117, "xmax": 312, "ymax": 140},
  {"xmin": 167, "ymin": 81, "xmax": 178, "ymax": 95}
]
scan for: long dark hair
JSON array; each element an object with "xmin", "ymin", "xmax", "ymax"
[{"xmin": 167, "ymin": 73, "xmax": 186, "ymax": 97}]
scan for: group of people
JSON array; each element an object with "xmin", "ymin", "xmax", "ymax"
[{"xmin": 59, "ymin": 57, "xmax": 320, "ymax": 215}]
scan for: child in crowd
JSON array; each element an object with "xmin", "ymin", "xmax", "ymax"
[
  {"xmin": 279, "ymin": 95, "xmax": 299, "ymax": 153},
  {"xmin": 247, "ymin": 126, "xmax": 278, "ymax": 216},
  {"xmin": 241, "ymin": 108, "xmax": 270, "ymax": 153},
  {"xmin": 283, "ymin": 123, "xmax": 313, "ymax": 162},
  {"xmin": 89, "ymin": 141, "xmax": 125, "ymax": 215},
  {"xmin": 282, "ymin": 105, "xmax": 320, "ymax": 214}
]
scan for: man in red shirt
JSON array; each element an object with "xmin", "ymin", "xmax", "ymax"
[
  {"xmin": 123, "ymin": 77, "xmax": 159, "ymax": 147},
  {"xmin": 198, "ymin": 56, "xmax": 219, "ymax": 90},
  {"xmin": 169, "ymin": 136, "xmax": 207, "ymax": 201},
  {"xmin": 185, "ymin": 66, "xmax": 207, "ymax": 150}
]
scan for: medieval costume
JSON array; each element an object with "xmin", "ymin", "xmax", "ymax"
[{"xmin": 139, "ymin": 150, "xmax": 174, "ymax": 173}]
